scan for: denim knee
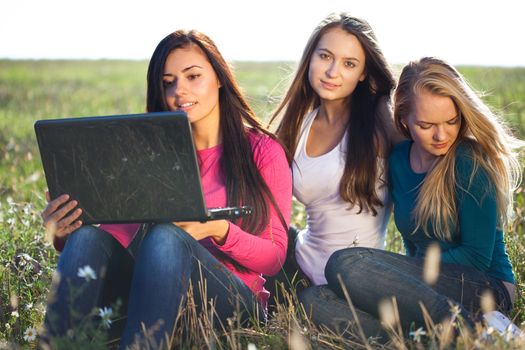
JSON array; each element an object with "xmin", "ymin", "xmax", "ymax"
[
  {"xmin": 145, "ymin": 223, "xmax": 194, "ymax": 245},
  {"xmin": 64, "ymin": 225, "xmax": 111, "ymax": 251},
  {"xmin": 140, "ymin": 223, "xmax": 197, "ymax": 263},
  {"xmin": 325, "ymin": 247, "xmax": 371, "ymax": 282},
  {"xmin": 58, "ymin": 226, "xmax": 116, "ymax": 273}
]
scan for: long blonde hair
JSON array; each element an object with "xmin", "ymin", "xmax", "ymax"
[{"xmin": 394, "ymin": 57, "xmax": 523, "ymax": 241}]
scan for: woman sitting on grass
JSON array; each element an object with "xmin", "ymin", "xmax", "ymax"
[
  {"xmin": 300, "ymin": 57, "xmax": 522, "ymax": 341},
  {"xmin": 269, "ymin": 12, "xmax": 401, "ymax": 290},
  {"xmin": 40, "ymin": 29, "xmax": 291, "ymax": 349}
]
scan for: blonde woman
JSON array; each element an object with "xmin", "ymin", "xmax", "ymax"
[{"xmin": 300, "ymin": 57, "xmax": 522, "ymax": 338}]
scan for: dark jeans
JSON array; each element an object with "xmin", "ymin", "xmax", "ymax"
[
  {"xmin": 43, "ymin": 223, "xmax": 263, "ymax": 349},
  {"xmin": 265, "ymin": 226, "xmax": 310, "ymax": 312},
  {"xmin": 299, "ymin": 247, "xmax": 513, "ymax": 341}
]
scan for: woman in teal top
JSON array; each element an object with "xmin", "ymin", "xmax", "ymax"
[
  {"xmin": 390, "ymin": 140, "xmax": 514, "ymax": 284},
  {"xmin": 299, "ymin": 57, "xmax": 522, "ymax": 340}
]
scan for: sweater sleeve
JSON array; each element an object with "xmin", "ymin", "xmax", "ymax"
[
  {"xmin": 213, "ymin": 137, "xmax": 292, "ymax": 276},
  {"xmin": 440, "ymin": 153, "xmax": 497, "ymax": 270}
]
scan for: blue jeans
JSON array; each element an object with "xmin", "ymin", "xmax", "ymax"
[
  {"xmin": 299, "ymin": 247, "xmax": 513, "ymax": 340},
  {"xmin": 43, "ymin": 225, "xmax": 134, "ymax": 342},
  {"xmin": 43, "ymin": 223, "xmax": 263, "ymax": 348}
]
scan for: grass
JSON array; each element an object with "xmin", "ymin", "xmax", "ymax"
[{"xmin": 1, "ymin": 59, "xmax": 525, "ymax": 349}]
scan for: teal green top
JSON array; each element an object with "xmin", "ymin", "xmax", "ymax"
[{"xmin": 389, "ymin": 140, "xmax": 514, "ymax": 283}]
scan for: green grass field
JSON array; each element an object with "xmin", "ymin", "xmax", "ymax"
[{"xmin": 1, "ymin": 59, "xmax": 524, "ymax": 349}]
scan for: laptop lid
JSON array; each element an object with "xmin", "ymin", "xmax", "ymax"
[{"xmin": 34, "ymin": 111, "xmax": 250, "ymax": 224}]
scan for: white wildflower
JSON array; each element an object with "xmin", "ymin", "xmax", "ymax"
[
  {"xmin": 25, "ymin": 303, "xmax": 33, "ymax": 310},
  {"xmin": 98, "ymin": 307, "xmax": 113, "ymax": 328},
  {"xmin": 23, "ymin": 204, "xmax": 32, "ymax": 215},
  {"xmin": 23, "ymin": 327, "xmax": 38, "ymax": 342},
  {"xmin": 409, "ymin": 327, "xmax": 426, "ymax": 342},
  {"xmin": 77, "ymin": 265, "xmax": 97, "ymax": 281},
  {"xmin": 247, "ymin": 343, "xmax": 257, "ymax": 350},
  {"xmin": 11, "ymin": 310, "xmax": 19, "ymax": 318}
]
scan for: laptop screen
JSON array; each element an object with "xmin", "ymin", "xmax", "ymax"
[{"xmin": 35, "ymin": 111, "xmax": 210, "ymax": 224}]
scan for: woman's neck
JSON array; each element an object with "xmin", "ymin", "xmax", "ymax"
[
  {"xmin": 192, "ymin": 117, "xmax": 222, "ymax": 150},
  {"xmin": 318, "ymin": 100, "xmax": 350, "ymax": 126},
  {"xmin": 409, "ymin": 143, "xmax": 436, "ymax": 173}
]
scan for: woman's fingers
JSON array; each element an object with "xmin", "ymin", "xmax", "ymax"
[
  {"xmin": 41, "ymin": 194, "xmax": 70, "ymax": 220},
  {"xmin": 41, "ymin": 193, "xmax": 83, "ymax": 238},
  {"xmin": 44, "ymin": 208, "xmax": 83, "ymax": 238}
]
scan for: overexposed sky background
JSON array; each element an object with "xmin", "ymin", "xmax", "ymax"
[{"xmin": 1, "ymin": 0, "xmax": 524, "ymax": 66}]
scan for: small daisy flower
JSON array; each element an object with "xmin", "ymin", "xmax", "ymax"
[
  {"xmin": 409, "ymin": 327, "xmax": 426, "ymax": 342},
  {"xmin": 23, "ymin": 204, "xmax": 32, "ymax": 215},
  {"xmin": 11, "ymin": 310, "xmax": 19, "ymax": 318},
  {"xmin": 23, "ymin": 327, "xmax": 38, "ymax": 342},
  {"xmin": 98, "ymin": 307, "xmax": 113, "ymax": 328},
  {"xmin": 77, "ymin": 265, "xmax": 97, "ymax": 281}
]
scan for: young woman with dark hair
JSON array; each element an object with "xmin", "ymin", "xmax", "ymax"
[
  {"xmin": 269, "ymin": 12, "xmax": 401, "ymax": 286},
  {"xmin": 41, "ymin": 29, "xmax": 291, "ymax": 348}
]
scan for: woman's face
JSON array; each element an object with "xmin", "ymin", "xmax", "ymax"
[
  {"xmin": 308, "ymin": 27, "xmax": 367, "ymax": 104},
  {"xmin": 163, "ymin": 44, "xmax": 221, "ymax": 128},
  {"xmin": 405, "ymin": 89, "xmax": 462, "ymax": 158}
]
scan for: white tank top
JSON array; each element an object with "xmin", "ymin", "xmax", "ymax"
[{"xmin": 293, "ymin": 109, "xmax": 391, "ymax": 285}]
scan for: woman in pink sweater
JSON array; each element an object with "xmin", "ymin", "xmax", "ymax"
[{"xmin": 41, "ymin": 30, "xmax": 291, "ymax": 348}]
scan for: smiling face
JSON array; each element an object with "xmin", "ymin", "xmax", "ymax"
[
  {"xmin": 405, "ymin": 89, "xmax": 462, "ymax": 160},
  {"xmin": 162, "ymin": 44, "xmax": 221, "ymax": 128},
  {"xmin": 308, "ymin": 27, "xmax": 367, "ymax": 104}
]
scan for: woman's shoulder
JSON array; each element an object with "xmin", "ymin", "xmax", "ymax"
[
  {"xmin": 248, "ymin": 129, "xmax": 288, "ymax": 165},
  {"xmin": 390, "ymin": 140, "xmax": 411, "ymax": 160},
  {"xmin": 453, "ymin": 140, "xmax": 478, "ymax": 171},
  {"xmin": 388, "ymin": 140, "xmax": 411, "ymax": 175},
  {"xmin": 453, "ymin": 140, "xmax": 493, "ymax": 192}
]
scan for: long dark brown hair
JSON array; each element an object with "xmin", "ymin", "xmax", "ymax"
[
  {"xmin": 270, "ymin": 13, "xmax": 395, "ymax": 215},
  {"xmin": 147, "ymin": 30, "xmax": 287, "ymax": 238}
]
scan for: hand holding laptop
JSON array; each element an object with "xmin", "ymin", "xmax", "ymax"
[
  {"xmin": 173, "ymin": 220, "xmax": 229, "ymax": 245},
  {"xmin": 41, "ymin": 192, "xmax": 82, "ymax": 239}
]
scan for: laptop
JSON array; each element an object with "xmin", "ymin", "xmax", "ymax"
[{"xmin": 34, "ymin": 111, "xmax": 252, "ymax": 224}]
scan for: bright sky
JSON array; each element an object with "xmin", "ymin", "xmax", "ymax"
[{"xmin": 1, "ymin": 0, "xmax": 524, "ymax": 66}]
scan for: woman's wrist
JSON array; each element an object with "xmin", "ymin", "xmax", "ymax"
[{"xmin": 212, "ymin": 220, "xmax": 230, "ymax": 245}]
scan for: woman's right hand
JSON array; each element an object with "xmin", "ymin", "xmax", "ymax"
[{"xmin": 41, "ymin": 191, "xmax": 83, "ymax": 239}]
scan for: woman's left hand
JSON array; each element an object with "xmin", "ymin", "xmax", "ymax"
[{"xmin": 173, "ymin": 220, "xmax": 229, "ymax": 245}]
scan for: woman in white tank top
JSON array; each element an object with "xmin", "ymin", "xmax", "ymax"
[{"xmin": 270, "ymin": 13, "xmax": 403, "ymax": 286}]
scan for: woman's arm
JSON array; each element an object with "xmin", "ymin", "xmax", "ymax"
[
  {"xmin": 440, "ymin": 156, "xmax": 497, "ymax": 270},
  {"xmin": 212, "ymin": 137, "xmax": 292, "ymax": 275}
]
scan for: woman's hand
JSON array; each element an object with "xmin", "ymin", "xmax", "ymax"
[
  {"xmin": 173, "ymin": 220, "xmax": 229, "ymax": 245},
  {"xmin": 41, "ymin": 191, "xmax": 83, "ymax": 239}
]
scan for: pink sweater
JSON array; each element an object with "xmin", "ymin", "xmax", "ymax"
[{"xmin": 57, "ymin": 132, "xmax": 292, "ymax": 306}]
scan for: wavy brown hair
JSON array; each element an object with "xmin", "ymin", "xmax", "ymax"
[
  {"xmin": 394, "ymin": 57, "xmax": 524, "ymax": 240},
  {"xmin": 147, "ymin": 30, "xmax": 287, "ymax": 238},
  {"xmin": 269, "ymin": 13, "xmax": 395, "ymax": 215}
]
